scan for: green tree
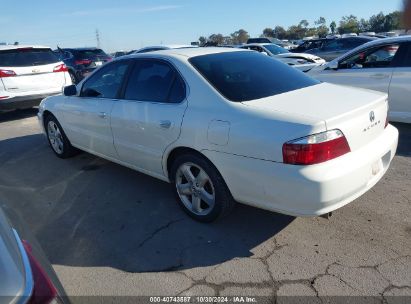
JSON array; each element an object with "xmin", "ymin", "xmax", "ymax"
[
  {"xmin": 208, "ymin": 34, "xmax": 225, "ymax": 45},
  {"xmin": 198, "ymin": 36, "xmax": 207, "ymax": 46},
  {"xmin": 230, "ymin": 29, "xmax": 249, "ymax": 44},
  {"xmin": 273, "ymin": 26, "xmax": 287, "ymax": 39},
  {"xmin": 385, "ymin": 11, "xmax": 402, "ymax": 31},
  {"xmin": 369, "ymin": 12, "xmax": 386, "ymax": 32},
  {"xmin": 299, "ymin": 19, "xmax": 309, "ymax": 28},
  {"xmin": 338, "ymin": 15, "xmax": 360, "ymax": 34},
  {"xmin": 330, "ymin": 21, "xmax": 337, "ymax": 34},
  {"xmin": 263, "ymin": 28, "xmax": 274, "ymax": 37},
  {"xmin": 359, "ymin": 18, "xmax": 371, "ymax": 32},
  {"xmin": 315, "ymin": 17, "xmax": 329, "ymax": 37}
]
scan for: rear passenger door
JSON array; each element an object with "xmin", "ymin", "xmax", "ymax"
[
  {"xmin": 110, "ymin": 58, "xmax": 188, "ymax": 177},
  {"xmin": 388, "ymin": 42, "xmax": 411, "ymax": 122}
]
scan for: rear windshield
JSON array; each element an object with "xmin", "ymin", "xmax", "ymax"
[
  {"xmin": 189, "ymin": 51, "xmax": 320, "ymax": 102},
  {"xmin": 73, "ymin": 49, "xmax": 108, "ymax": 59},
  {"xmin": 0, "ymin": 48, "xmax": 59, "ymax": 67}
]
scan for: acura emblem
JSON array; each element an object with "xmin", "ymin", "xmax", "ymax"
[{"xmin": 369, "ymin": 111, "xmax": 375, "ymax": 123}]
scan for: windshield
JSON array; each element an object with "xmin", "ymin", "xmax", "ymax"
[
  {"xmin": 263, "ymin": 44, "xmax": 289, "ymax": 55},
  {"xmin": 0, "ymin": 48, "xmax": 59, "ymax": 67},
  {"xmin": 189, "ymin": 51, "xmax": 319, "ymax": 102}
]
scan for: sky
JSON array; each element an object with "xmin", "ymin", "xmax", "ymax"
[{"xmin": 1, "ymin": 0, "xmax": 403, "ymax": 52}]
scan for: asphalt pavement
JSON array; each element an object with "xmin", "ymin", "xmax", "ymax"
[{"xmin": 0, "ymin": 108, "xmax": 410, "ymax": 302}]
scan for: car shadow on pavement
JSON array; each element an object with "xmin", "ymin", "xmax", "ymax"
[
  {"xmin": 0, "ymin": 108, "xmax": 39, "ymax": 123},
  {"xmin": 392, "ymin": 122, "xmax": 411, "ymax": 157},
  {"xmin": 0, "ymin": 134, "xmax": 294, "ymax": 273}
]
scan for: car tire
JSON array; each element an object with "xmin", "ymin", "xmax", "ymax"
[
  {"xmin": 45, "ymin": 114, "xmax": 77, "ymax": 159},
  {"xmin": 68, "ymin": 71, "xmax": 77, "ymax": 84},
  {"xmin": 170, "ymin": 153, "xmax": 235, "ymax": 222}
]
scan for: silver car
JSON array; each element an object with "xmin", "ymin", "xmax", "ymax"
[
  {"xmin": 306, "ymin": 36, "xmax": 377, "ymax": 62},
  {"xmin": 0, "ymin": 206, "xmax": 67, "ymax": 303}
]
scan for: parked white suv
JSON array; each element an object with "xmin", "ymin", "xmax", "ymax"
[{"xmin": 0, "ymin": 45, "xmax": 71, "ymax": 112}]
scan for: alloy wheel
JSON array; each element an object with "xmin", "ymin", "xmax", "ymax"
[
  {"xmin": 175, "ymin": 162, "xmax": 216, "ymax": 216},
  {"xmin": 47, "ymin": 121, "xmax": 64, "ymax": 154}
]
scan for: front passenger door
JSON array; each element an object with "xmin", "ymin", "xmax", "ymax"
[{"xmin": 62, "ymin": 60, "xmax": 130, "ymax": 158}]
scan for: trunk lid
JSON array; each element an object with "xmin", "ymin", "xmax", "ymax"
[{"xmin": 242, "ymin": 83, "xmax": 388, "ymax": 152}]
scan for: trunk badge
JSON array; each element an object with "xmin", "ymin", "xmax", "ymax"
[{"xmin": 32, "ymin": 69, "xmax": 40, "ymax": 73}]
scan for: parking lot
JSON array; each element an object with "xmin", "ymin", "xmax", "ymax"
[{"xmin": 0, "ymin": 109, "xmax": 410, "ymax": 301}]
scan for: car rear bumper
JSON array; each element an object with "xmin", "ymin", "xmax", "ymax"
[
  {"xmin": 202, "ymin": 124, "xmax": 399, "ymax": 217},
  {"xmin": 0, "ymin": 92, "xmax": 60, "ymax": 111}
]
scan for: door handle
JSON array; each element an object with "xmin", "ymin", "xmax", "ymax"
[
  {"xmin": 159, "ymin": 120, "xmax": 172, "ymax": 129},
  {"xmin": 98, "ymin": 112, "xmax": 107, "ymax": 119},
  {"xmin": 370, "ymin": 74, "xmax": 389, "ymax": 79}
]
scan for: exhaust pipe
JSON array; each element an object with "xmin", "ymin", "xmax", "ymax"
[{"xmin": 320, "ymin": 212, "xmax": 333, "ymax": 219}]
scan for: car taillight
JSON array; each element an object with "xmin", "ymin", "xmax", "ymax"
[
  {"xmin": 283, "ymin": 129, "xmax": 351, "ymax": 165},
  {"xmin": 0, "ymin": 69, "xmax": 16, "ymax": 78},
  {"xmin": 53, "ymin": 64, "xmax": 68, "ymax": 73},
  {"xmin": 22, "ymin": 240, "xmax": 58, "ymax": 304},
  {"xmin": 75, "ymin": 59, "xmax": 91, "ymax": 65}
]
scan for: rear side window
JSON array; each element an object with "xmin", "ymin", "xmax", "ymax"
[
  {"xmin": 189, "ymin": 51, "xmax": 319, "ymax": 102},
  {"xmin": 0, "ymin": 48, "xmax": 59, "ymax": 67},
  {"xmin": 124, "ymin": 59, "xmax": 185, "ymax": 103}
]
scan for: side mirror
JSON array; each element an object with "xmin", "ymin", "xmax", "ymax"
[
  {"xmin": 261, "ymin": 51, "xmax": 269, "ymax": 56},
  {"xmin": 63, "ymin": 85, "xmax": 77, "ymax": 96},
  {"xmin": 327, "ymin": 61, "xmax": 339, "ymax": 70}
]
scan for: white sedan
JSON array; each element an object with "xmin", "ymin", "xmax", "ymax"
[
  {"xmin": 308, "ymin": 36, "xmax": 411, "ymax": 123},
  {"xmin": 38, "ymin": 48, "xmax": 398, "ymax": 222},
  {"xmin": 239, "ymin": 43, "xmax": 325, "ymax": 72}
]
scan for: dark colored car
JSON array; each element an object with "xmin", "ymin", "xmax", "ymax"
[
  {"xmin": 290, "ymin": 38, "xmax": 335, "ymax": 53},
  {"xmin": 54, "ymin": 47, "xmax": 112, "ymax": 84},
  {"xmin": 0, "ymin": 205, "xmax": 67, "ymax": 303},
  {"xmin": 247, "ymin": 37, "xmax": 272, "ymax": 44},
  {"xmin": 305, "ymin": 37, "xmax": 377, "ymax": 62}
]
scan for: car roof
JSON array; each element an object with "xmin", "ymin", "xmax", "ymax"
[
  {"xmin": 339, "ymin": 36, "xmax": 377, "ymax": 41},
  {"xmin": 62, "ymin": 47, "xmax": 102, "ymax": 51},
  {"xmin": 0, "ymin": 45, "xmax": 51, "ymax": 51},
  {"xmin": 123, "ymin": 47, "xmax": 246, "ymax": 59},
  {"xmin": 361, "ymin": 35, "xmax": 411, "ymax": 46},
  {"xmin": 137, "ymin": 44, "xmax": 195, "ymax": 51}
]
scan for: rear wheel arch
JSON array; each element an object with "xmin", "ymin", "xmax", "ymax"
[
  {"xmin": 166, "ymin": 147, "xmax": 208, "ymax": 180},
  {"xmin": 165, "ymin": 147, "xmax": 226, "ymax": 182}
]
